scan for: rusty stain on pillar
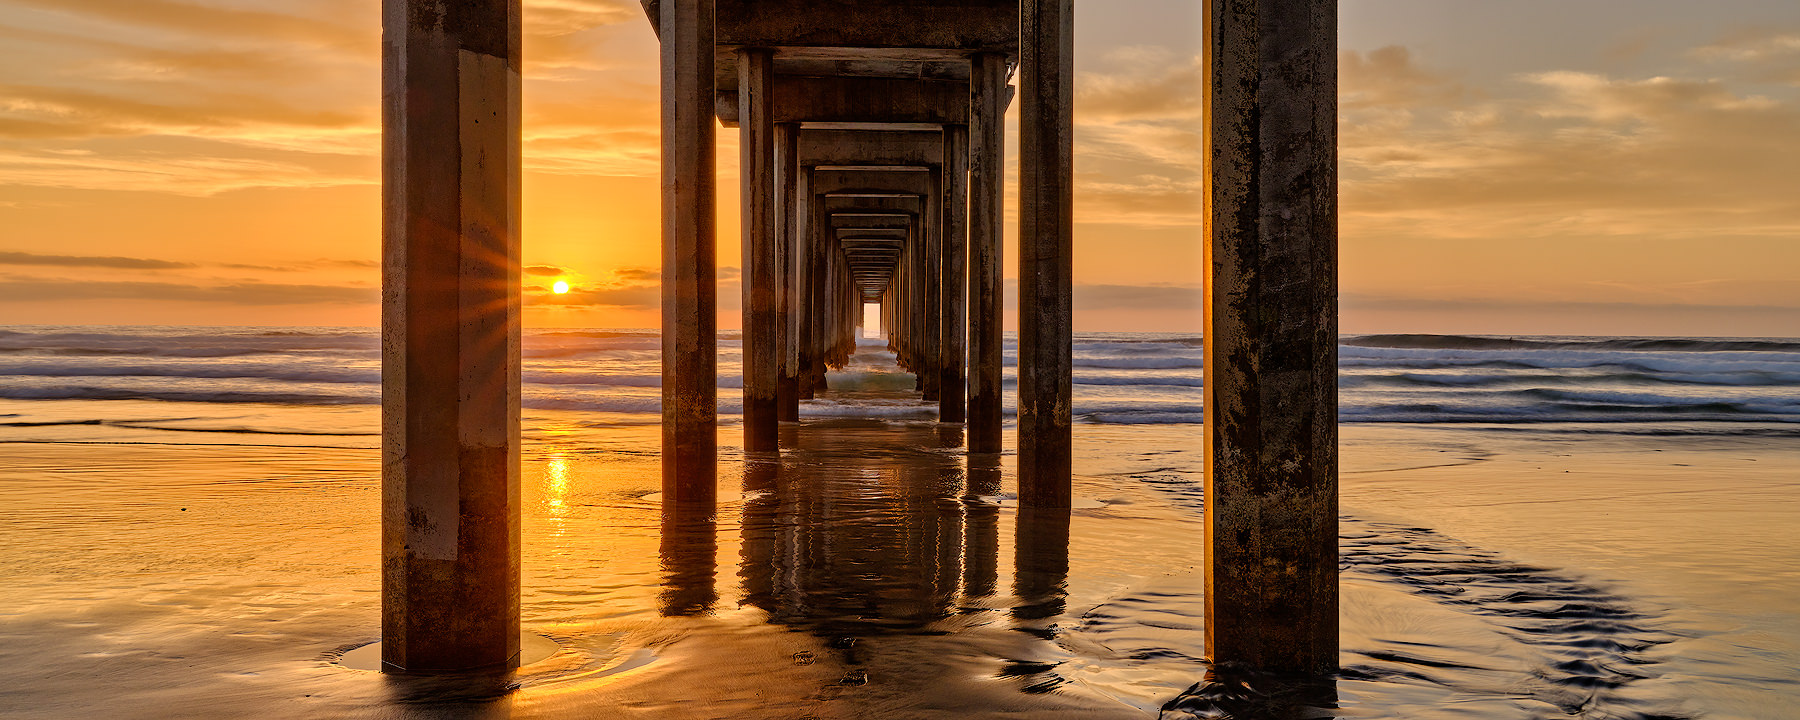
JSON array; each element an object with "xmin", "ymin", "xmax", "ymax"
[
  {"xmin": 940, "ymin": 124, "xmax": 969, "ymax": 423},
  {"xmin": 381, "ymin": 0, "xmax": 522, "ymax": 671},
  {"xmin": 1204, "ymin": 0, "xmax": 1340, "ymax": 674},
  {"xmin": 777, "ymin": 122, "xmax": 802, "ymax": 422},
  {"xmin": 660, "ymin": 0, "xmax": 717, "ymax": 502},
  {"xmin": 738, "ymin": 47, "xmax": 778, "ymax": 452},
  {"xmin": 1017, "ymin": 0, "xmax": 1074, "ymax": 505},
  {"xmin": 968, "ymin": 52, "xmax": 1007, "ymax": 454}
]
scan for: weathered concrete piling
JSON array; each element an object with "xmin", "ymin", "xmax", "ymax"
[
  {"xmin": 1016, "ymin": 0, "xmax": 1075, "ymax": 506},
  {"xmin": 1204, "ymin": 0, "xmax": 1341, "ymax": 674},
  {"xmin": 658, "ymin": 0, "xmax": 718, "ymax": 503},
  {"xmin": 967, "ymin": 51, "xmax": 1008, "ymax": 455},
  {"xmin": 381, "ymin": 0, "xmax": 523, "ymax": 672}
]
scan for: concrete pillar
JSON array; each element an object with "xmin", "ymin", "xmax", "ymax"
[
  {"xmin": 381, "ymin": 0, "xmax": 522, "ymax": 671},
  {"xmin": 739, "ymin": 48, "xmax": 778, "ymax": 452},
  {"xmin": 1018, "ymin": 0, "xmax": 1074, "ymax": 505},
  {"xmin": 921, "ymin": 172, "xmax": 942, "ymax": 403},
  {"xmin": 1204, "ymin": 0, "xmax": 1340, "ymax": 674},
  {"xmin": 968, "ymin": 53, "xmax": 1007, "ymax": 454},
  {"xmin": 777, "ymin": 123, "xmax": 802, "ymax": 422},
  {"xmin": 800, "ymin": 174, "xmax": 819, "ymax": 400},
  {"xmin": 805, "ymin": 186, "xmax": 827, "ymax": 395},
  {"xmin": 940, "ymin": 125, "xmax": 970, "ymax": 423},
  {"xmin": 908, "ymin": 217, "xmax": 925, "ymax": 390},
  {"xmin": 660, "ymin": 0, "xmax": 717, "ymax": 502}
]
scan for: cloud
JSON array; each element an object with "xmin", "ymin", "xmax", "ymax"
[
  {"xmin": 1074, "ymin": 283, "xmax": 1202, "ymax": 310},
  {"xmin": 4, "ymin": 0, "xmax": 365, "ymax": 51},
  {"xmin": 1339, "ymin": 44, "xmax": 1800, "ymax": 245},
  {"xmin": 1071, "ymin": 47, "xmax": 1206, "ymax": 227},
  {"xmin": 0, "ymin": 276, "xmax": 377, "ymax": 304},
  {"xmin": 1341, "ymin": 46, "xmax": 1467, "ymax": 111},
  {"xmin": 1076, "ymin": 48, "xmax": 1203, "ymax": 123},
  {"xmin": 1690, "ymin": 28, "xmax": 1800, "ymax": 85},
  {"xmin": 527, "ymin": 0, "xmax": 639, "ymax": 36},
  {"xmin": 0, "ymin": 82, "xmax": 373, "ymax": 151},
  {"xmin": 525, "ymin": 264, "xmax": 569, "ymax": 276},
  {"xmin": 0, "ymin": 146, "xmax": 374, "ymax": 195},
  {"xmin": 0, "ymin": 250, "xmax": 194, "ymax": 269}
]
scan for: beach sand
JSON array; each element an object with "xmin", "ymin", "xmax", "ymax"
[{"xmin": 2, "ymin": 385, "xmax": 1797, "ymax": 718}]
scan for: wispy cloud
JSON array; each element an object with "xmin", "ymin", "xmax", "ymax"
[
  {"xmin": 0, "ymin": 276, "xmax": 376, "ymax": 304},
  {"xmin": 0, "ymin": 250, "xmax": 193, "ymax": 269}
]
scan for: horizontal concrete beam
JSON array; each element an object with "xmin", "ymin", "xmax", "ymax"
[
  {"xmin": 716, "ymin": 76, "xmax": 969, "ymax": 125},
  {"xmin": 831, "ymin": 215, "xmax": 910, "ymax": 230},
  {"xmin": 798, "ymin": 129, "xmax": 943, "ymax": 167},
  {"xmin": 640, "ymin": 1, "xmax": 1019, "ymax": 54},
  {"xmin": 836, "ymin": 227, "xmax": 907, "ymax": 239},
  {"xmin": 813, "ymin": 167, "xmax": 935, "ymax": 196},
  {"xmin": 821, "ymin": 195, "xmax": 923, "ymax": 215},
  {"xmin": 714, "ymin": 2, "xmax": 1018, "ymax": 51}
]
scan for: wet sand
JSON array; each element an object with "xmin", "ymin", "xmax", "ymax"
[{"xmin": 2, "ymin": 371, "xmax": 1797, "ymax": 717}]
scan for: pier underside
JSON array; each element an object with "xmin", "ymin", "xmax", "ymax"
[{"xmin": 381, "ymin": 0, "xmax": 1337, "ymax": 681}]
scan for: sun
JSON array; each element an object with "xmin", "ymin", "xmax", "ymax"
[{"xmin": 551, "ymin": 280, "xmax": 570, "ymax": 295}]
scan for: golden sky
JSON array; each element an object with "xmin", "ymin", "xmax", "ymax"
[{"xmin": 0, "ymin": 0, "xmax": 1796, "ymax": 336}]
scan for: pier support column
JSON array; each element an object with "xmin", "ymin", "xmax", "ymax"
[
  {"xmin": 908, "ymin": 217, "xmax": 925, "ymax": 389},
  {"xmin": 739, "ymin": 47, "xmax": 778, "ymax": 452},
  {"xmin": 922, "ymin": 171, "xmax": 942, "ymax": 403},
  {"xmin": 381, "ymin": 0, "xmax": 522, "ymax": 671},
  {"xmin": 777, "ymin": 122, "xmax": 802, "ymax": 422},
  {"xmin": 940, "ymin": 125, "xmax": 969, "ymax": 423},
  {"xmin": 802, "ymin": 181, "xmax": 825, "ymax": 397},
  {"xmin": 968, "ymin": 52, "xmax": 1007, "ymax": 454},
  {"xmin": 660, "ymin": 0, "xmax": 717, "ymax": 501},
  {"xmin": 1018, "ymin": 0, "xmax": 1074, "ymax": 505},
  {"xmin": 1203, "ymin": 0, "xmax": 1339, "ymax": 674}
]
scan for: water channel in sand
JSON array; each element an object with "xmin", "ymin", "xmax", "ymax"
[{"xmin": 2, "ymin": 347, "xmax": 1797, "ymax": 718}]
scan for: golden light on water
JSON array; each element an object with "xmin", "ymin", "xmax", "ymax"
[
  {"xmin": 545, "ymin": 454, "xmax": 571, "ymax": 518},
  {"xmin": 552, "ymin": 280, "xmax": 571, "ymax": 295}
]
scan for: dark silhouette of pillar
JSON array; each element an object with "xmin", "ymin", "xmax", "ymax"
[
  {"xmin": 922, "ymin": 172, "xmax": 942, "ymax": 403},
  {"xmin": 739, "ymin": 47, "xmax": 778, "ymax": 452},
  {"xmin": 381, "ymin": 0, "xmax": 522, "ymax": 672},
  {"xmin": 968, "ymin": 53, "xmax": 1007, "ymax": 454},
  {"xmin": 660, "ymin": 0, "xmax": 717, "ymax": 502},
  {"xmin": 940, "ymin": 125, "xmax": 969, "ymax": 423},
  {"xmin": 1204, "ymin": 0, "xmax": 1340, "ymax": 674},
  {"xmin": 1018, "ymin": 0, "xmax": 1074, "ymax": 506}
]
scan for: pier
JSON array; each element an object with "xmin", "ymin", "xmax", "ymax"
[{"xmin": 380, "ymin": 0, "xmax": 1338, "ymax": 680}]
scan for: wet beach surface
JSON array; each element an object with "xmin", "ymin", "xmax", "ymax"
[{"xmin": 3, "ymin": 355, "xmax": 1799, "ymax": 717}]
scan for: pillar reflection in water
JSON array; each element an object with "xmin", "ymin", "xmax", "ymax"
[
  {"xmin": 1012, "ymin": 507, "xmax": 1071, "ymax": 624},
  {"xmin": 962, "ymin": 454, "xmax": 1003, "ymax": 600},
  {"xmin": 739, "ymin": 420, "xmax": 972, "ymax": 635},
  {"xmin": 1162, "ymin": 663, "xmax": 1341, "ymax": 719},
  {"xmin": 659, "ymin": 500, "xmax": 718, "ymax": 617}
]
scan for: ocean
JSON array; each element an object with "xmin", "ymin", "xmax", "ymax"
[
  {"xmin": 3, "ymin": 326, "xmax": 1798, "ymax": 435},
  {"xmin": 1, "ymin": 325, "xmax": 1797, "ymax": 719}
]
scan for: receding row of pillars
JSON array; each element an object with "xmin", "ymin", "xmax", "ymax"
[
  {"xmin": 380, "ymin": 0, "xmax": 1337, "ymax": 678},
  {"xmin": 738, "ymin": 124, "xmax": 998, "ymax": 462}
]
